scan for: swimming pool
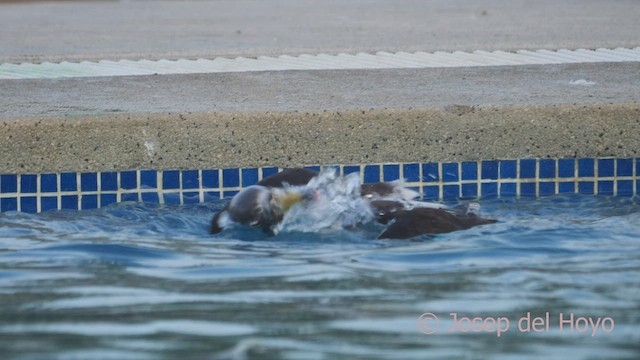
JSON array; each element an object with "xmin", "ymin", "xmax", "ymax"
[{"xmin": 0, "ymin": 193, "xmax": 638, "ymax": 359}]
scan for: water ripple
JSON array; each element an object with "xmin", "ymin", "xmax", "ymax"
[{"xmin": 0, "ymin": 195, "xmax": 638, "ymax": 359}]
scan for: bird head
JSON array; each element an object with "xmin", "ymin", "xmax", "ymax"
[{"xmin": 211, "ymin": 185, "xmax": 315, "ymax": 234}]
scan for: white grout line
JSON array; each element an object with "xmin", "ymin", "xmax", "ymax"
[
  {"xmin": 136, "ymin": 170, "xmax": 142, "ymax": 202},
  {"xmin": 437, "ymin": 162, "xmax": 444, "ymax": 199},
  {"xmin": 573, "ymin": 159, "xmax": 579, "ymax": 195},
  {"xmin": 613, "ymin": 159, "xmax": 618, "ymax": 196},
  {"xmin": 16, "ymin": 174, "xmax": 21, "ymax": 212},
  {"xmin": 1, "ymin": 47, "xmax": 639, "ymax": 80},
  {"xmin": 36, "ymin": 174, "xmax": 41, "ymax": 213},
  {"xmin": 454, "ymin": 163, "xmax": 461, "ymax": 198},
  {"xmin": 594, "ymin": 159, "xmax": 599, "ymax": 195},
  {"xmin": 198, "ymin": 169, "xmax": 204, "ymax": 204},
  {"xmin": 475, "ymin": 161, "xmax": 481, "ymax": 199},
  {"xmin": 535, "ymin": 159, "xmax": 540, "ymax": 198},
  {"xmin": 634, "ymin": 159, "xmax": 637, "ymax": 197},
  {"xmin": 417, "ymin": 163, "xmax": 424, "ymax": 198},
  {"xmin": 157, "ymin": 171, "xmax": 165, "ymax": 205},
  {"xmin": 96, "ymin": 172, "xmax": 101, "ymax": 209},
  {"xmin": 116, "ymin": 171, "xmax": 122, "ymax": 203},
  {"xmin": 178, "ymin": 170, "xmax": 184, "ymax": 205},
  {"xmin": 57, "ymin": 172, "xmax": 62, "ymax": 210},
  {"xmin": 496, "ymin": 161, "xmax": 502, "ymax": 197},
  {"xmin": 516, "ymin": 159, "xmax": 522, "ymax": 198},
  {"xmin": 217, "ymin": 169, "xmax": 224, "ymax": 199},
  {"xmin": 554, "ymin": 160, "xmax": 559, "ymax": 195}
]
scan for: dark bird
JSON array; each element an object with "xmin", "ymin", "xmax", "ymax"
[
  {"xmin": 257, "ymin": 167, "xmax": 318, "ymax": 188},
  {"xmin": 376, "ymin": 204, "xmax": 498, "ymax": 240},
  {"xmin": 210, "ymin": 168, "xmax": 496, "ymax": 239},
  {"xmin": 210, "ymin": 168, "xmax": 318, "ymax": 234}
]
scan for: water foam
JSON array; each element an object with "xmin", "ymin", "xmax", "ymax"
[{"xmin": 276, "ymin": 169, "xmax": 375, "ymax": 234}]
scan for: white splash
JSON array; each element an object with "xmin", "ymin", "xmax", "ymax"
[
  {"xmin": 142, "ymin": 128, "xmax": 156, "ymax": 158},
  {"xmin": 569, "ymin": 79, "xmax": 596, "ymax": 86},
  {"xmin": 276, "ymin": 169, "xmax": 375, "ymax": 233}
]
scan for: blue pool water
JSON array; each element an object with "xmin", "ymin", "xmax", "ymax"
[{"xmin": 0, "ymin": 195, "xmax": 639, "ymax": 359}]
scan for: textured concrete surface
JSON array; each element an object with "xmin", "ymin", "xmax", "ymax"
[
  {"xmin": 2, "ymin": 61, "xmax": 640, "ymax": 173},
  {"xmin": 1, "ymin": 62, "xmax": 639, "ymax": 117},
  {"xmin": 2, "ymin": 0, "xmax": 639, "ymax": 174},
  {"xmin": 1, "ymin": 0, "xmax": 639, "ymax": 63},
  {"xmin": 2, "ymin": 104, "xmax": 639, "ymax": 174}
]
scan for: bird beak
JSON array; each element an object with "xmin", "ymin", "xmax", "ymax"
[
  {"xmin": 271, "ymin": 188, "xmax": 316, "ymax": 214},
  {"xmin": 272, "ymin": 191, "xmax": 303, "ymax": 213}
]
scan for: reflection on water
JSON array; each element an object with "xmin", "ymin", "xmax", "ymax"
[{"xmin": 0, "ymin": 195, "xmax": 639, "ymax": 359}]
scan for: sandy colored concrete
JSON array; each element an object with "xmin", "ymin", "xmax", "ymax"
[
  {"xmin": 1, "ymin": 62, "xmax": 639, "ymax": 117},
  {"xmin": 1, "ymin": 62, "xmax": 639, "ymax": 174},
  {"xmin": 1, "ymin": 0, "xmax": 639, "ymax": 63},
  {"xmin": 2, "ymin": 104, "xmax": 639, "ymax": 174}
]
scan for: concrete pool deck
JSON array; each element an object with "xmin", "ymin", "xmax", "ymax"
[
  {"xmin": 1, "ymin": 103, "xmax": 639, "ymax": 174},
  {"xmin": 2, "ymin": 62, "xmax": 640, "ymax": 173},
  {"xmin": 1, "ymin": 0, "xmax": 639, "ymax": 174},
  {"xmin": 1, "ymin": 0, "xmax": 639, "ymax": 64}
]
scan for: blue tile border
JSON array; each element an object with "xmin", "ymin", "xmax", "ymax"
[
  {"xmin": 558, "ymin": 159, "xmax": 575, "ymax": 178},
  {"xmin": 41, "ymin": 174, "xmax": 58, "ymax": 193},
  {"xmin": 162, "ymin": 170, "xmax": 180, "ymax": 190},
  {"xmin": 383, "ymin": 164, "xmax": 400, "ymax": 182},
  {"xmin": 101, "ymin": 172, "xmax": 118, "ymax": 191},
  {"xmin": 617, "ymin": 159, "xmax": 633, "ymax": 177},
  {"xmin": 60, "ymin": 173, "xmax": 77, "ymax": 192},
  {"xmin": 222, "ymin": 168, "xmax": 240, "ymax": 188},
  {"xmin": 520, "ymin": 159, "xmax": 537, "ymax": 179},
  {"xmin": 81, "ymin": 173, "xmax": 97, "ymax": 192},
  {"xmin": 520, "ymin": 183, "xmax": 537, "ymax": 197},
  {"xmin": 20, "ymin": 175, "xmax": 37, "ymax": 193},
  {"xmin": 0, "ymin": 157, "xmax": 637, "ymax": 213},
  {"xmin": 41, "ymin": 196, "xmax": 57, "ymax": 212},
  {"xmin": 481, "ymin": 160, "xmax": 499, "ymax": 180},
  {"xmin": 422, "ymin": 163, "xmax": 439, "ymax": 182},
  {"xmin": 201, "ymin": 170, "xmax": 218, "ymax": 189},
  {"xmin": 121, "ymin": 171, "xmax": 138, "ymax": 190},
  {"xmin": 539, "ymin": 159, "xmax": 556, "ymax": 179},
  {"xmin": 363, "ymin": 165, "xmax": 381, "ymax": 183},
  {"xmin": 402, "ymin": 164, "xmax": 420, "ymax": 182},
  {"xmin": 461, "ymin": 162, "xmax": 478, "ymax": 181},
  {"xmin": 241, "ymin": 168, "xmax": 258, "ymax": 187},
  {"xmin": 343, "ymin": 165, "xmax": 361, "ymax": 176},
  {"xmin": 1, "ymin": 174, "xmax": 18, "ymax": 193},
  {"xmin": 461, "ymin": 183, "xmax": 478, "ymax": 199},
  {"xmin": 82, "ymin": 194, "xmax": 98, "ymax": 210},
  {"xmin": 141, "ymin": 170, "xmax": 158, "ymax": 189},
  {"xmin": 182, "ymin": 170, "xmax": 200, "ymax": 189},
  {"xmin": 579, "ymin": 158, "xmax": 594, "ymax": 177},
  {"xmin": 60, "ymin": 195, "xmax": 78, "ymax": 210},
  {"xmin": 499, "ymin": 160, "xmax": 517, "ymax": 179},
  {"xmin": 442, "ymin": 163, "xmax": 459, "ymax": 182},
  {"xmin": 559, "ymin": 182, "xmax": 575, "ymax": 194}
]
